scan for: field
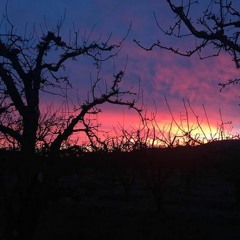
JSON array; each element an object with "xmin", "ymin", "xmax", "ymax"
[{"xmin": 1, "ymin": 140, "xmax": 240, "ymax": 239}]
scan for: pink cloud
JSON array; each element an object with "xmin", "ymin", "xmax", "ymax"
[
  {"xmin": 112, "ymin": 40, "xmax": 240, "ymax": 136},
  {"xmin": 5, "ymin": 0, "xmax": 239, "ymax": 143}
]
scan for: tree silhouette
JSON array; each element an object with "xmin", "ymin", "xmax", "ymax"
[
  {"xmin": 0, "ymin": 17, "xmax": 141, "ymax": 159},
  {"xmin": 134, "ymin": 0, "xmax": 240, "ymax": 91},
  {"xmin": 0, "ymin": 14, "xmax": 143, "ymax": 240}
]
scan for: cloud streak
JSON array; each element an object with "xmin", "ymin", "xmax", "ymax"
[{"xmin": 0, "ymin": 0, "xmax": 239, "ymax": 139}]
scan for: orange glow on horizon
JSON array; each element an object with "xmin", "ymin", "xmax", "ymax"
[{"xmin": 68, "ymin": 108, "xmax": 237, "ymax": 149}]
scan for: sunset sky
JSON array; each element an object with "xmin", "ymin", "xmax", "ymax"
[{"xmin": 0, "ymin": 0, "xmax": 239, "ymax": 143}]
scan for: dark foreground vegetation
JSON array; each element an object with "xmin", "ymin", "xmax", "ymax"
[
  {"xmin": 0, "ymin": 0, "xmax": 239, "ymax": 239},
  {"xmin": 1, "ymin": 139, "xmax": 240, "ymax": 240}
]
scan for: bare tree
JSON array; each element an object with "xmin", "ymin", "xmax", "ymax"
[
  {"xmin": 0, "ymin": 16, "xmax": 141, "ymax": 160},
  {"xmin": 134, "ymin": 0, "xmax": 240, "ymax": 90},
  {"xmin": 0, "ymin": 13, "xmax": 143, "ymax": 240}
]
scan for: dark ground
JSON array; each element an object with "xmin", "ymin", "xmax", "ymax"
[
  {"xmin": 1, "ymin": 140, "xmax": 240, "ymax": 240},
  {"xmin": 33, "ymin": 165, "xmax": 240, "ymax": 239}
]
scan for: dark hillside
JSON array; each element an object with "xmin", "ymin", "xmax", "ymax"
[{"xmin": 1, "ymin": 140, "xmax": 240, "ymax": 239}]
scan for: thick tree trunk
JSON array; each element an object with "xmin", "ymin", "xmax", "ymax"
[
  {"xmin": 3, "ymin": 111, "xmax": 43, "ymax": 240},
  {"xmin": 21, "ymin": 110, "xmax": 39, "ymax": 159}
]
